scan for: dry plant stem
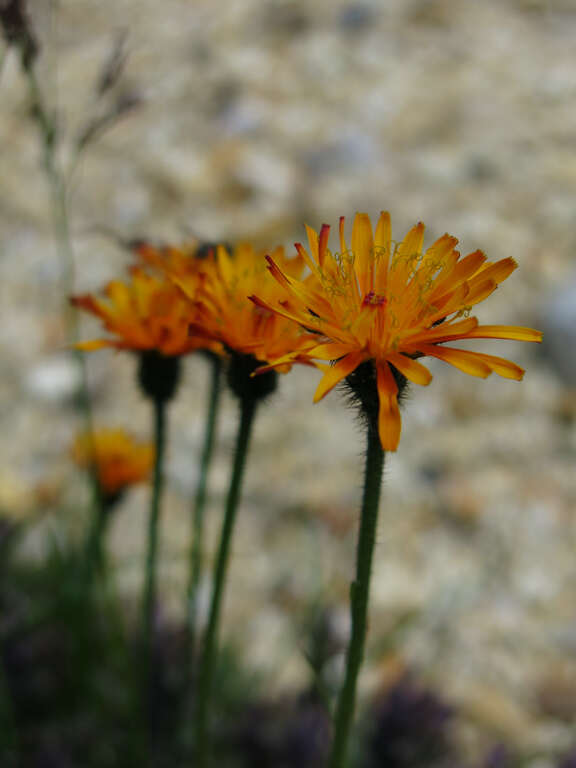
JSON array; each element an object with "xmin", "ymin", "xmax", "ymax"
[
  {"xmin": 186, "ymin": 355, "xmax": 222, "ymax": 669},
  {"xmin": 143, "ymin": 397, "xmax": 167, "ymax": 674},
  {"xmin": 26, "ymin": 66, "xmax": 103, "ymax": 520},
  {"xmin": 328, "ymin": 422, "xmax": 385, "ymax": 768},
  {"xmin": 195, "ymin": 395, "xmax": 258, "ymax": 768},
  {"xmin": 27, "ymin": 69, "xmax": 73, "ymax": 309}
]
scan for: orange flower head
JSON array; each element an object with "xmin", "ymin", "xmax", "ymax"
[
  {"xmin": 253, "ymin": 212, "xmax": 542, "ymax": 451},
  {"xmin": 72, "ymin": 429, "xmax": 154, "ymax": 499},
  {"xmin": 71, "ymin": 265, "xmax": 220, "ymax": 357},
  {"xmin": 170, "ymin": 242, "xmax": 318, "ymax": 370}
]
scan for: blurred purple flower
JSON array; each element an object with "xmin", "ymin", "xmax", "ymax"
[{"xmin": 362, "ymin": 673, "xmax": 456, "ymax": 768}]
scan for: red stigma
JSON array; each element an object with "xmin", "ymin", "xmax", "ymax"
[{"xmin": 362, "ymin": 291, "xmax": 387, "ymax": 307}]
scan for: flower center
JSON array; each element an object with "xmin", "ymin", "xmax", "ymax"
[{"xmin": 362, "ymin": 291, "xmax": 387, "ymax": 307}]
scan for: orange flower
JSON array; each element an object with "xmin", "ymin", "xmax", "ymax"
[
  {"xmin": 169, "ymin": 243, "xmax": 317, "ymax": 370},
  {"xmin": 72, "ymin": 429, "xmax": 154, "ymax": 498},
  {"xmin": 134, "ymin": 240, "xmax": 216, "ymax": 276},
  {"xmin": 71, "ymin": 266, "xmax": 220, "ymax": 357},
  {"xmin": 252, "ymin": 212, "xmax": 542, "ymax": 451}
]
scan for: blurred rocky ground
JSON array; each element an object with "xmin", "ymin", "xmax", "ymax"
[{"xmin": 2, "ymin": 0, "xmax": 576, "ymax": 763}]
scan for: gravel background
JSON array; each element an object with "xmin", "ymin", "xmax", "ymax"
[{"xmin": 2, "ymin": 0, "xmax": 576, "ymax": 762}]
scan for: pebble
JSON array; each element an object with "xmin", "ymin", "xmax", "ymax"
[
  {"xmin": 24, "ymin": 353, "xmax": 84, "ymax": 404},
  {"xmin": 1, "ymin": 1, "xmax": 575, "ymax": 762},
  {"xmin": 541, "ymin": 274, "xmax": 576, "ymax": 387}
]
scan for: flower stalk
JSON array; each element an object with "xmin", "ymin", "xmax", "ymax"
[
  {"xmin": 194, "ymin": 395, "xmax": 256, "ymax": 767},
  {"xmin": 72, "ymin": 427, "xmax": 154, "ymax": 592},
  {"xmin": 195, "ymin": 354, "xmax": 276, "ymax": 768},
  {"xmin": 142, "ymin": 395, "xmax": 167, "ymax": 672},
  {"xmin": 186, "ymin": 353, "xmax": 222, "ymax": 669},
  {"xmin": 328, "ymin": 418, "xmax": 385, "ymax": 768},
  {"xmin": 83, "ymin": 491, "xmax": 112, "ymax": 586},
  {"xmin": 327, "ymin": 361, "xmax": 400, "ymax": 768},
  {"xmin": 137, "ymin": 351, "xmax": 180, "ymax": 710}
]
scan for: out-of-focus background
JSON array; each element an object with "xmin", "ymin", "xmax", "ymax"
[{"xmin": 2, "ymin": 0, "xmax": 576, "ymax": 761}]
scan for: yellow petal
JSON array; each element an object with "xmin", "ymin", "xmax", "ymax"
[
  {"xmin": 374, "ymin": 213, "xmax": 391, "ymax": 256},
  {"xmin": 464, "ymin": 325, "xmax": 543, "ymax": 342},
  {"xmin": 339, "ymin": 216, "xmax": 349, "ymax": 264},
  {"xmin": 429, "ymin": 249, "xmax": 486, "ymax": 298},
  {"xmin": 318, "ymin": 224, "xmax": 330, "ymax": 268},
  {"xmin": 469, "ymin": 257, "xmax": 517, "ymax": 287},
  {"xmin": 386, "ymin": 352, "xmax": 433, "ymax": 386},
  {"xmin": 305, "ymin": 225, "xmax": 320, "ymax": 265},
  {"xmin": 397, "ymin": 222, "xmax": 425, "ymax": 263},
  {"xmin": 350, "ymin": 306, "xmax": 377, "ymax": 345},
  {"xmin": 106, "ymin": 280, "xmax": 134, "ymax": 316},
  {"xmin": 424, "ymin": 234, "xmax": 461, "ymax": 274},
  {"xmin": 390, "ymin": 223, "xmax": 425, "ymax": 293},
  {"xmin": 465, "ymin": 351, "xmax": 525, "ymax": 380},
  {"xmin": 464, "ymin": 278, "xmax": 498, "ymax": 307},
  {"xmin": 252, "ymin": 353, "xmax": 298, "ymax": 374},
  {"xmin": 404, "ymin": 316, "xmax": 479, "ymax": 345},
  {"xmin": 376, "ymin": 362, "xmax": 401, "ymax": 451},
  {"xmin": 419, "ymin": 344, "xmax": 492, "ymax": 378},
  {"xmin": 351, "ymin": 213, "xmax": 374, "ymax": 297},
  {"xmin": 265, "ymin": 257, "xmax": 330, "ymax": 318},
  {"xmin": 297, "ymin": 246, "xmax": 324, "ymax": 284},
  {"xmin": 75, "ymin": 338, "xmax": 115, "ymax": 351},
  {"xmin": 423, "ymin": 283, "xmax": 471, "ymax": 325},
  {"xmin": 313, "ymin": 351, "xmax": 365, "ymax": 402},
  {"xmin": 70, "ymin": 294, "xmax": 105, "ymax": 318},
  {"xmin": 309, "ymin": 342, "xmax": 356, "ymax": 361}
]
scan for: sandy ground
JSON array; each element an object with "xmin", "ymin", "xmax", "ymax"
[{"xmin": 2, "ymin": 0, "xmax": 576, "ymax": 762}]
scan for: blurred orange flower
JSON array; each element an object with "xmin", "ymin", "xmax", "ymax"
[
  {"xmin": 72, "ymin": 429, "xmax": 154, "ymax": 498},
  {"xmin": 134, "ymin": 240, "xmax": 216, "ymax": 276},
  {"xmin": 71, "ymin": 266, "xmax": 220, "ymax": 357},
  {"xmin": 252, "ymin": 212, "xmax": 542, "ymax": 451},
  {"xmin": 169, "ymin": 242, "xmax": 318, "ymax": 370}
]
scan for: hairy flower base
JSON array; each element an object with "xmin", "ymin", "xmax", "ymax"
[
  {"xmin": 228, "ymin": 353, "xmax": 278, "ymax": 402},
  {"xmin": 138, "ymin": 350, "xmax": 181, "ymax": 403},
  {"xmin": 344, "ymin": 360, "xmax": 409, "ymax": 443},
  {"xmin": 252, "ymin": 211, "xmax": 542, "ymax": 450}
]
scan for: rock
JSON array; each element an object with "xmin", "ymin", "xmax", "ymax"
[
  {"xmin": 338, "ymin": 4, "xmax": 376, "ymax": 33},
  {"xmin": 24, "ymin": 353, "xmax": 84, "ymax": 404},
  {"xmin": 541, "ymin": 274, "xmax": 576, "ymax": 387}
]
